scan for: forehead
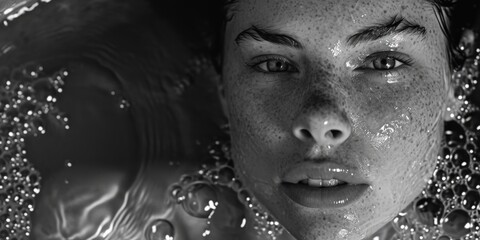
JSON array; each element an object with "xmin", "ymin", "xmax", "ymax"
[{"xmin": 226, "ymin": 0, "xmax": 440, "ymax": 43}]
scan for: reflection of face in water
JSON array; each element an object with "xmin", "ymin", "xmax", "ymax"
[{"xmin": 222, "ymin": 0, "xmax": 451, "ymax": 239}]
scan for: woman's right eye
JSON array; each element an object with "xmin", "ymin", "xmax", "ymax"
[{"xmin": 252, "ymin": 58, "xmax": 299, "ymax": 73}]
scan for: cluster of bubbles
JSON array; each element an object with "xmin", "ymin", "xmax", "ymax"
[
  {"xmin": 150, "ymin": 132, "xmax": 283, "ymax": 240},
  {"xmin": 0, "ymin": 63, "xmax": 69, "ymax": 240},
  {"xmin": 390, "ymin": 48, "xmax": 480, "ymax": 240}
]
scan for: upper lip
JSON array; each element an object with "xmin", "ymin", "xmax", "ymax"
[{"xmin": 281, "ymin": 161, "xmax": 368, "ymax": 185}]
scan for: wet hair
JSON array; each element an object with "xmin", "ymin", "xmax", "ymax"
[{"xmin": 212, "ymin": 0, "xmax": 480, "ymax": 71}]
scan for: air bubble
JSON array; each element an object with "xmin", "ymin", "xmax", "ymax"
[
  {"xmin": 467, "ymin": 174, "xmax": 480, "ymax": 190},
  {"xmin": 437, "ymin": 236, "xmax": 450, "ymax": 240},
  {"xmin": 442, "ymin": 188, "xmax": 455, "ymax": 200},
  {"xmin": 464, "ymin": 112, "xmax": 480, "ymax": 135},
  {"xmin": 452, "ymin": 149, "xmax": 470, "ymax": 168},
  {"xmin": 435, "ymin": 169, "xmax": 447, "ymax": 181},
  {"xmin": 415, "ymin": 197, "xmax": 444, "ymax": 226},
  {"xmin": 392, "ymin": 215, "xmax": 411, "ymax": 232},
  {"xmin": 453, "ymin": 184, "xmax": 468, "ymax": 197},
  {"xmin": 461, "ymin": 191, "xmax": 480, "ymax": 210},
  {"xmin": 238, "ymin": 189, "xmax": 253, "ymax": 205},
  {"xmin": 461, "ymin": 168, "xmax": 472, "ymax": 178},
  {"xmin": 442, "ymin": 209, "xmax": 472, "ymax": 238},
  {"xmin": 145, "ymin": 219, "xmax": 175, "ymax": 240},
  {"xmin": 449, "ymin": 173, "xmax": 460, "ymax": 185},
  {"xmin": 445, "ymin": 121, "xmax": 466, "ymax": 148},
  {"xmin": 182, "ymin": 183, "xmax": 217, "ymax": 218},
  {"xmin": 454, "ymin": 86, "xmax": 466, "ymax": 101},
  {"xmin": 216, "ymin": 166, "xmax": 235, "ymax": 185}
]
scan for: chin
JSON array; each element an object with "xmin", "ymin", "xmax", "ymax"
[
  {"xmin": 279, "ymin": 211, "xmax": 390, "ymax": 240},
  {"xmin": 255, "ymin": 187, "xmax": 399, "ymax": 240}
]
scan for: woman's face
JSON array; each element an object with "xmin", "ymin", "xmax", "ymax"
[{"xmin": 222, "ymin": 0, "xmax": 451, "ymax": 239}]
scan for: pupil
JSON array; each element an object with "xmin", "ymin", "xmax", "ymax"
[
  {"xmin": 374, "ymin": 57, "xmax": 395, "ymax": 70},
  {"xmin": 268, "ymin": 60, "xmax": 287, "ymax": 72}
]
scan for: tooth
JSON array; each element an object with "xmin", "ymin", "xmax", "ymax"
[
  {"xmin": 303, "ymin": 179, "xmax": 344, "ymax": 187},
  {"xmin": 307, "ymin": 179, "xmax": 323, "ymax": 187},
  {"xmin": 322, "ymin": 179, "xmax": 339, "ymax": 187}
]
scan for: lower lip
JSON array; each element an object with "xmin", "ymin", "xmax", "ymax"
[{"xmin": 280, "ymin": 183, "xmax": 369, "ymax": 209}]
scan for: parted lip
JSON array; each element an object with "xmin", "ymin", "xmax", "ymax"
[{"xmin": 281, "ymin": 161, "xmax": 369, "ymax": 185}]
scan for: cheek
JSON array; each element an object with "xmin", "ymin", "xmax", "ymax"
[
  {"xmin": 224, "ymin": 72, "xmax": 279, "ymax": 187},
  {"xmin": 224, "ymin": 70, "xmax": 303, "ymax": 197},
  {"xmin": 355, "ymin": 71, "xmax": 446, "ymax": 206}
]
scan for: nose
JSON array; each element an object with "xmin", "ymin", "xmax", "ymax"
[{"xmin": 292, "ymin": 111, "xmax": 351, "ymax": 147}]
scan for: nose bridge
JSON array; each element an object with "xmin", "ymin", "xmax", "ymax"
[
  {"xmin": 302, "ymin": 88, "xmax": 338, "ymax": 115},
  {"xmin": 292, "ymin": 87, "xmax": 352, "ymax": 148}
]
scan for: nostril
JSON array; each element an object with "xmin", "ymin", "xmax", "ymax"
[
  {"xmin": 330, "ymin": 130, "xmax": 343, "ymax": 139},
  {"xmin": 300, "ymin": 129, "xmax": 313, "ymax": 139},
  {"xmin": 325, "ymin": 129, "xmax": 343, "ymax": 140}
]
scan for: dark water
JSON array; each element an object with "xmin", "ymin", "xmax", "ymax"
[{"xmin": 0, "ymin": 0, "xmax": 227, "ymax": 239}]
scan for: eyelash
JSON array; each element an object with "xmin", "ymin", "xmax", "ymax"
[
  {"xmin": 356, "ymin": 51, "xmax": 414, "ymax": 71},
  {"xmin": 247, "ymin": 55, "xmax": 299, "ymax": 74}
]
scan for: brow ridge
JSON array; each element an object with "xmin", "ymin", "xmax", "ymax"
[
  {"xmin": 346, "ymin": 15, "xmax": 427, "ymax": 47},
  {"xmin": 235, "ymin": 25, "xmax": 303, "ymax": 49}
]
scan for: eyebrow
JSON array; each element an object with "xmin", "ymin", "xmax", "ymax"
[
  {"xmin": 346, "ymin": 16, "xmax": 427, "ymax": 47},
  {"xmin": 235, "ymin": 25, "xmax": 303, "ymax": 49},
  {"xmin": 235, "ymin": 15, "xmax": 426, "ymax": 50}
]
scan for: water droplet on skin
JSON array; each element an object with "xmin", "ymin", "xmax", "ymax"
[
  {"xmin": 145, "ymin": 219, "xmax": 175, "ymax": 240},
  {"xmin": 337, "ymin": 228, "xmax": 349, "ymax": 238}
]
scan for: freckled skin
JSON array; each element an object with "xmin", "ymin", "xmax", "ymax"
[{"xmin": 222, "ymin": 0, "xmax": 451, "ymax": 239}]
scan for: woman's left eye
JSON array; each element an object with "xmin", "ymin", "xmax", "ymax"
[
  {"xmin": 358, "ymin": 52, "xmax": 413, "ymax": 71},
  {"xmin": 370, "ymin": 56, "xmax": 403, "ymax": 70}
]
